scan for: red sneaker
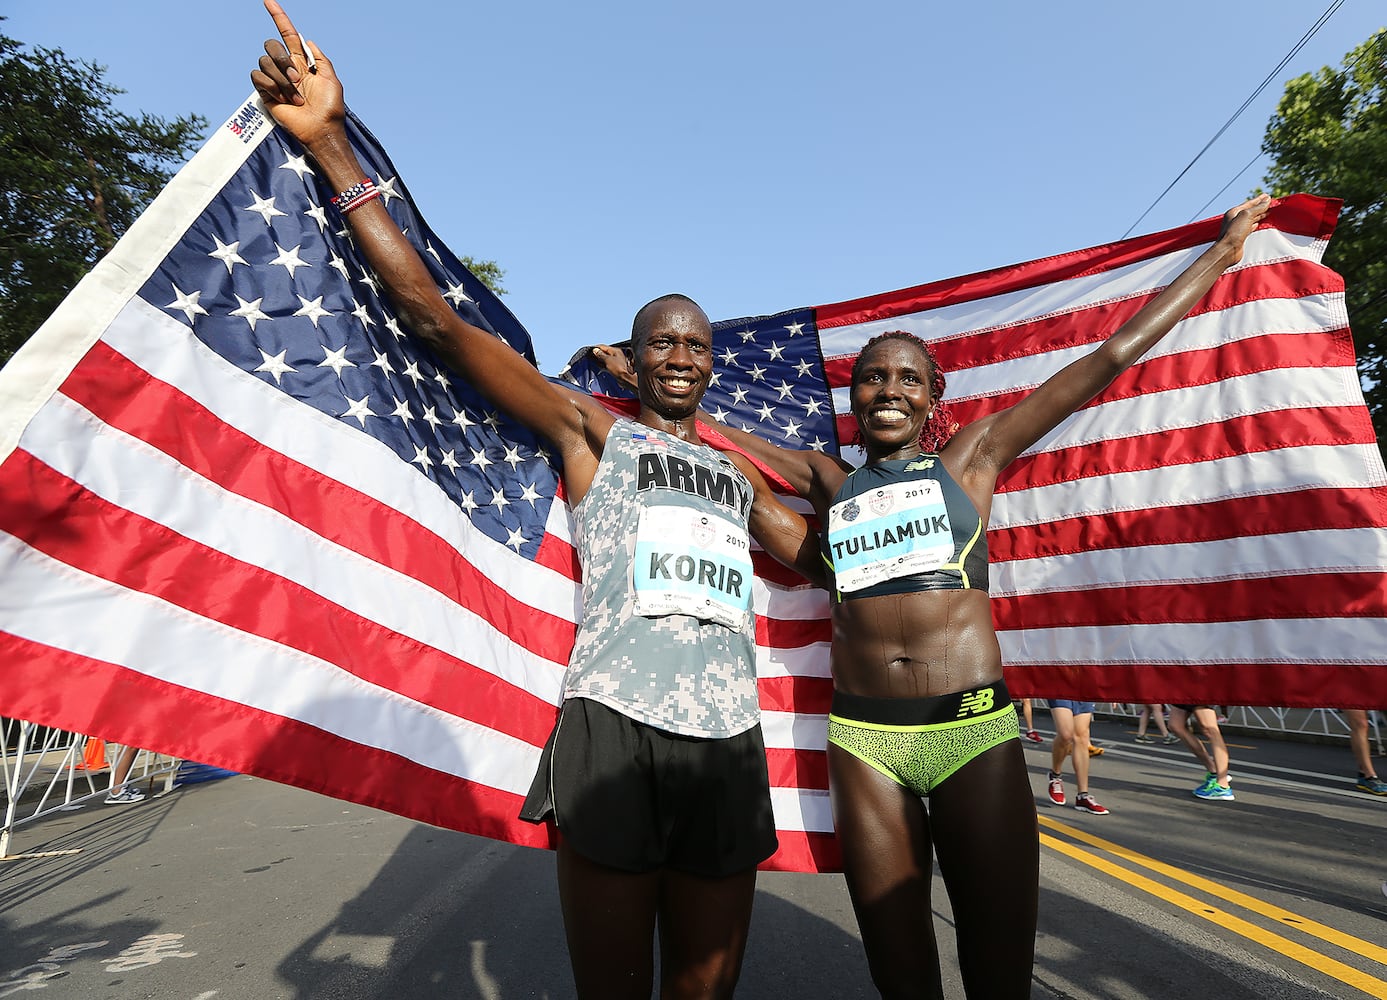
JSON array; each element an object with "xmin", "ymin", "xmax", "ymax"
[
  {"xmin": 1074, "ymin": 793, "xmax": 1110, "ymax": 815},
  {"xmin": 1023, "ymin": 729, "xmax": 1043, "ymax": 744},
  {"xmin": 1047, "ymin": 773, "xmax": 1065, "ymax": 805}
]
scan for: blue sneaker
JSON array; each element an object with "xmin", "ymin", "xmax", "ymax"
[
  {"xmin": 1193, "ymin": 780, "xmax": 1234, "ymax": 801},
  {"xmin": 1356, "ymin": 774, "xmax": 1387, "ymax": 795}
]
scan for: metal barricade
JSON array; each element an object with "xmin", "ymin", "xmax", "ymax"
[
  {"xmin": 2, "ymin": 718, "xmax": 179, "ymax": 858},
  {"xmin": 1034, "ymin": 702, "xmax": 1382, "ymax": 751},
  {"xmin": 4, "ymin": 706, "xmax": 1381, "ymax": 857}
]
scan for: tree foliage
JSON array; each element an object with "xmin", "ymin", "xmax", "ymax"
[
  {"xmin": 0, "ymin": 29, "xmax": 207, "ymax": 365},
  {"xmin": 461, "ymin": 256, "xmax": 507, "ymax": 296},
  {"xmin": 1261, "ymin": 29, "xmax": 1387, "ymax": 436},
  {"xmin": 0, "ymin": 26, "xmax": 507, "ymax": 368}
]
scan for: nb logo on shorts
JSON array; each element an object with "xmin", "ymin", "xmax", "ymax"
[{"xmin": 956, "ymin": 689, "xmax": 995, "ymax": 717}]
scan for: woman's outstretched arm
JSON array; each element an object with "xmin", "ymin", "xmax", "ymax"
[{"xmin": 947, "ymin": 194, "xmax": 1272, "ymax": 482}]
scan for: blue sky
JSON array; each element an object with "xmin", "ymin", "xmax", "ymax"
[{"xmin": 7, "ymin": 2, "xmax": 1383, "ymax": 372}]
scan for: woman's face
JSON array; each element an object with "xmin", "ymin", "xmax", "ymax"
[{"xmin": 850, "ymin": 338, "xmax": 935, "ymax": 458}]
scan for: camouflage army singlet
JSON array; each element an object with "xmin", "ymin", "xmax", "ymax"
[{"xmin": 563, "ymin": 419, "xmax": 760, "ymax": 738}]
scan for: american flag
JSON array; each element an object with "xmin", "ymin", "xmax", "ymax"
[{"xmin": 1, "ymin": 97, "xmax": 1384, "ymax": 874}]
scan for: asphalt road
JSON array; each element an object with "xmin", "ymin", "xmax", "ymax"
[{"xmin": 2, "ymin": 713, "xmax": 1384, "ymax": 999}]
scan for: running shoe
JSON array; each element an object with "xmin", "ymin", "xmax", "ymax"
[
  {"xmin": 1193, "ymin": 781, "xmax": 1235, "ymax": 801},
  {"xmin": 1133, "ymin": 734, "xmax": 1153, "ymax": 744},
  {"xmin": 104, "ymin": 785, "xmax": 145, "ymax": 805},
  {"xmin": 1047, "ymin": 773, "xmax": 1065, "ymax": 805},
  {"xmin": 1162, "ymin": 734, "xmax": 1180, "ymax": 745},
  {"xmin": 1087, "ymin": 743, "xmax": 1105, "ymax": 757},
  {"xmin": 1074, "ymin": 793, "xmax": 1110, "ymax": 815},
  {"xmin": 1022, "ymin": 730, "xmax": 1044, "ymax": 744},
  {"xmin": 1356, "ymin": 774, "xmax": 1387, "ymax": 796}
]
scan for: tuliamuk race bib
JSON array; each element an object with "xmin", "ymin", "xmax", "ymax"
[
  {"xmin": 827, "ymin": 478, "xmax": 953, "ymax": 593},
  {"xmin": 633, "ymin": 504, "xmax": 754, "ymax": 630}
]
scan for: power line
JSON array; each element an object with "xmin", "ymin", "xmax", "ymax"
[
  {"xmin": 1187, "ymin": 151, "xmax": 1265, "ymax": 223},
  {"xmin": 1188, "ymin": 16, "xmax": 1385, "ymax": 223},
  {"xmin": 1121, "ymin": 0, "xmax": 1348, "ymax": 238}
]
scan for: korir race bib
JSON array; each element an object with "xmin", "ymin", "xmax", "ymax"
[
  {"xmin": 827, "ymin": 479, "xmax": 953, "ymax": 592},
  {"xmin": 633, "ymin": 504, "xmax": 753, "ymax": 630}
]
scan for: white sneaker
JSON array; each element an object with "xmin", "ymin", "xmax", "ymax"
[{"xmin": 104, "ymin": 785, "xmax": 146, "ymax": 805}]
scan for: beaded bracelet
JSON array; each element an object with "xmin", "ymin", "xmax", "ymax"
[{"xmin": 331, "ymin": 179, "xmax": 380, "ymax": 214}]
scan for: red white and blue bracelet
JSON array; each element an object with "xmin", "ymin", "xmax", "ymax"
[{"xmin": 331, "ymin": 179, "xmax": 380, "ymax": 214}]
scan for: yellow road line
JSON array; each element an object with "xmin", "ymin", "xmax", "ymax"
[
  {"xmin": 1040, "ymin": 815, "xmax": 1387, "ymax": 967},
  {"xmin": 1039, "ymin": 824, "xmax": 1387, "ymax": 998}
]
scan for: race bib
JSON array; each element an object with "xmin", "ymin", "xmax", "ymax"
[
  {"xmin": 633, "ymin": 504, "xmax": 753, "ymax": 629},
  {"xmin": 827, "ymin": 479, "xmax": 953, "ymax": 593}
]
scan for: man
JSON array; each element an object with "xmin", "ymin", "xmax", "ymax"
[{"xmin": 251, "ymin": 6, "xmax": 821, "ymax": 996}]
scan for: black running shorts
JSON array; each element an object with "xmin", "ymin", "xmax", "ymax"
[{"xmin": 520, "ymin": 697, "xmax": 778, "ymax": 877}]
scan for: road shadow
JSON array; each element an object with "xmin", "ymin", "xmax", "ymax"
[{"xmin": 272, "ymin": 825, "xmax": 878, "ymax": 998}]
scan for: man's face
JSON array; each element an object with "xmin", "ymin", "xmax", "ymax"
[{"xmin": 633, "ymin": 301, "xmax": 713, "ymax": 420}]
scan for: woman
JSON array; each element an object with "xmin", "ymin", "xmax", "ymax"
[
  {"xmin": 250, "ymin": 6, "xmax": 823, "ymax": 998},
  {"xmin": 648, "ymin": 194, "xmax": 1271, "ymax": 996}
]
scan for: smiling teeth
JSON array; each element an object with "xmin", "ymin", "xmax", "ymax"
[{"xmin": 873, "ymin": 410, "xmax": 907, "ymax": 423}]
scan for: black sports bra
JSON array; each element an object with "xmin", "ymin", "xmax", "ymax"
[{"xmin": 821, "ymin": 455, "xmax": 988, "ymax": 601}]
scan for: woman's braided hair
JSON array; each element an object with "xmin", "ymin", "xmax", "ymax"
[{"xmin": 849, "ymin": 330, "xmax": 958, "ymax": 452}]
